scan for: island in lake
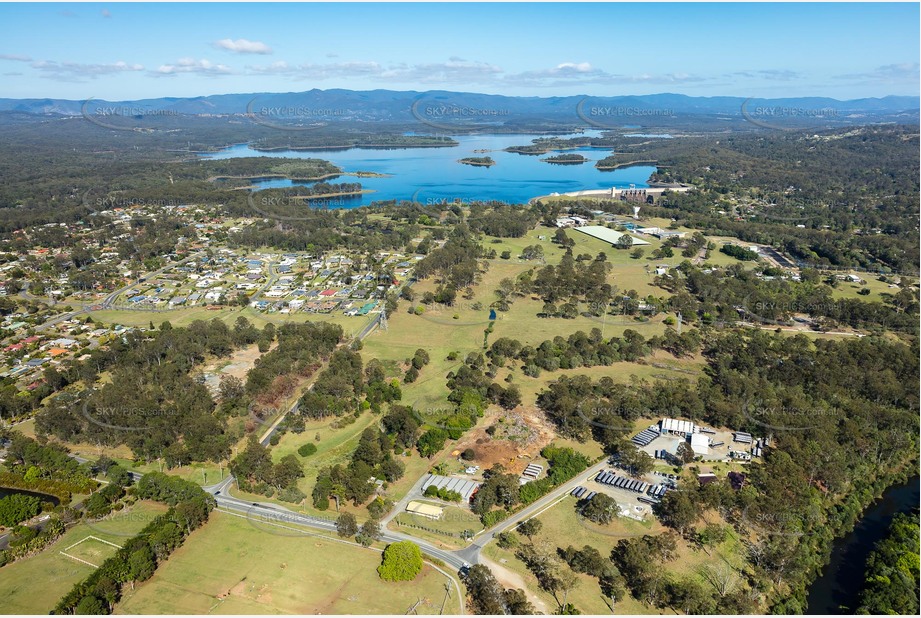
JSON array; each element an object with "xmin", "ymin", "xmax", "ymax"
[
  {"xmin": 541, "ymin": 154, "xmax": 590, "ymax": 165},
  {"xmin": 458, "ymin": 156, "xmax": 495, "ymax": 167}
]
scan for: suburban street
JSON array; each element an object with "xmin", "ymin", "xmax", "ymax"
[{"xmin": 22, "ymin": 251, "xmax": 205, "ymax": 336}]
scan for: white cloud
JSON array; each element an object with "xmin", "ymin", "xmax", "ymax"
[
  {"xmin": 555, "ymin": 62, "xmax": 593, "ymax": 73},
  {"xmin": 244, "ymin": 57, "xmax": 710, "ymax": 89},
  {"xmin": 30, "ymin": 59, "xmax": 144, "ymax": 82},
  {"xmin": 248, "ymin": 60, "xmax": 382, "ymax": 79},
  {"xmin": 0, "ymin": 53, "xmax": 32, "ymax": 62},
  {"xmin": 380, "ymin": 59, "xmax": 502, "ymax": 84},
  {"xmin": 213, "ymin": 38, "xmax": 273, "ymax": 55},
  {"xmin": 730, "ymin": 69, "xmax": 802, "ymax": 81},
  {"xmin": 505, "ymin": 63, "xmax": 618, "ymax": 87},
  {"xmin": 155, "ymin": 58, "xmax": 233, "ymax": 77},
  {"xmin": 834, "ymin": 63, "xmax": 920, "ymax": 82},
  {"xmin": 246, "ymin": 58, "xmax": 502, "ymax": 85}
]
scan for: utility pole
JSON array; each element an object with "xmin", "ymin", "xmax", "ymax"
[
  {"xmin": 439, "ymin": 580, "xmax": 452, "ymax": 615},
  {"xmin": 406, "ymin": 597, "xmax": 423, "ymax": 615}
]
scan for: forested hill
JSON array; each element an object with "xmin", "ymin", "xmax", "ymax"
[{"xmin": 0, "ymin": 89, "xmax": 917, "ymax": 128}]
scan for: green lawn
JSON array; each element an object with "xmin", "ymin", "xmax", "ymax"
[
  {"xmin": 827, "ymin": 273, "xmax": 916, "ymax": 304},
  {"xmin": 114, "ymin": 510, "xmax": 462, "ymax": 615},
  {"xmin": 0, "ymin": 501, "xmax": 169, "ymax": 614}
]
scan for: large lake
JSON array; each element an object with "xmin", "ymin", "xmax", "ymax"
[{"xmin": 201, "ymin": 132, "xmax": 658, "ymax": 208}]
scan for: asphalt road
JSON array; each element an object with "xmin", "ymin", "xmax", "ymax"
[
  {"xmin": 205, "ymin": 458, "xmax": 611, "ymax": 571},
  {"xmin": 69, "ymin": 449, "xmax": 608, "ymax": 574}
]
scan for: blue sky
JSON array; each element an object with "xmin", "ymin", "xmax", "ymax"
[{"xmin": 0, "ymin": 2, "xmax": 918, "ymax": 100}]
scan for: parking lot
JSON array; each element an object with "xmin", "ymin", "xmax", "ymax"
[{"xmin": 574, "ymin": 467, "xmax": 680, "ymax": 521}]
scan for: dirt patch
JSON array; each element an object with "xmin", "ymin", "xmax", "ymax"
[
  {"xmin": 454, "ymin": 406, "xmax": 557, "ymax": 474},
  {"xmin": 198, "ymin": 343, "xmax": 269, "ymax": 395},
  {"xmin": 479, "ymin": 555, "xmax": 549, "ymax": 614}
]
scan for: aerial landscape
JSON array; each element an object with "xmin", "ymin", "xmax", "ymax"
[{"xmin": 0, "ymin": 1, "xmax": 919, "ymax": 617}]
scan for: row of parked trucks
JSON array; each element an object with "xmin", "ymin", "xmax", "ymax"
[{"xmin": 594, "ymin": 470, "xmax": 673, "ymax": 504}]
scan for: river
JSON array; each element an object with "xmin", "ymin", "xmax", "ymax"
[
  {"xmin": 201, "ymin": 131, "xmax": 660, "ymax": 208},
  {"xmin": 805, "ymin": 474, "xmax": 920, "ymax": 614}
]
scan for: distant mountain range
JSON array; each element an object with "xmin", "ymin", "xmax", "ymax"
[{"xmin": 0, "ymin": 89, "xmax": 916, "ymax": 126}]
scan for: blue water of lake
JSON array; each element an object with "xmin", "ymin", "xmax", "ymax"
[{"xmin": 201, "ymin": 132, "xmax": 658, "ymax": 208}]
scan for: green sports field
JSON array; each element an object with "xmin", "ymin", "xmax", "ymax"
[
  {"xmin": 0, "ymin": 501, "xmax": 169, "ymax": 614},
  {"xmin": 114, "ymin": 510, "xmax": 462, "ymax": 615}
]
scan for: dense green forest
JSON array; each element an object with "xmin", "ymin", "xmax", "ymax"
[
  {"xmin": 33, "ymin": 319, "xmax": 341, "ymax": 465},
  {"xmin": 585, "ymin": 126, "xmax": 919, "ymax": 273},
  {"xmin": 856, "ymin": 512, "xmax": 920, "ymax": 615},
  {"xmin": 534, "ymin": 329, "xmax": 918, "ymax": 612}
]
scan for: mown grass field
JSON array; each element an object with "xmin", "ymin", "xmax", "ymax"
[
  {"xmin": 114, "ymin": 510, "xmax": 462, "ymax": 615},
  {"xmin": 61, "ymin": 536, "xmax": 121, "ymax": 566},
  {"xmin": 0, "ymin": 501, "xmax": 169, "ymax": 614}
]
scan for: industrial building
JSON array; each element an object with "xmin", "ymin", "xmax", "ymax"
[
  {"xmin": 660, "ymin": 418, "xmax": 698, "ymax": 436},
  {"xmin": 406, "ymin": 501, "xmax": 444, "ymax": 520},
  {"xmin": 421, "ymin": 474, "xmax": 481, "ymax": 502},
  {"xmin": 574, "ymin": 225, "xmax": 651, "ymax": 246}
]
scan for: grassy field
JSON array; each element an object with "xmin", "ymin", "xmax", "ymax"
[
  {"xmin": 86, "ymin": 304, "xmax": 369, "ymax": 338},
  {"xmin": 390, "ymin": 503, "xmax": 484, "ymax": 550},
  {"xmin": 481, "ymin": 494, "xmax": 747, "ymax": 615},
  {"xmin": 826, "ymin": 272, "xmax": 917, "ymax": 303},
  {"xmin": 61, "ymin": 535, "xmax": 122, "ymax": 566},
  {"xmin": 0, "ymin": 501, "xmax": 169, "ymax": 614},
  {"xmin": 239, "ymin": 411, "xmax": 383, "ymax": 518},
  {"xmin": 501, "ymin": 351, "xmax": 704, "ymax": 405},
  {"xmin": 114, "ymin": 510, "xmax": 462, "ymax": 615},
  {"xmin": 482, "ymin": 496, "xmax": 663, "ymax": 615}
]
